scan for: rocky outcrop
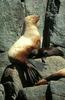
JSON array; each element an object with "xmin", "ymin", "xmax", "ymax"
[
  {"xmin": 0, "ymin": 84, "xmax": 5, "ymax": 100},
  {"xmin": 0, "ymin": 0, "xmax": 65, "ymax": 100},
  {"xmin": 50, "ymin": 0, "xmax": 65, "ymax": 48},
  {"xmin": 50, "ymin": 78, "xmax": 65, "ymax": 100},
  {"xmin": 24, "ymin": 85, "xmax": 47, "ymax": 100},
  {"xmin": 1, "ymin": 56, "xmax": 65, "ymax": 100},
  {"xmin": 39, "ymin": 0, "xmax": 65, "ymax": 55},
  {"xmin": 0, "ymin": 0, "xmax": 25, "ymax": 76}
]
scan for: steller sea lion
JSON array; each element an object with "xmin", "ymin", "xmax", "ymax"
[
  {"xmin": 1, "ymin": 15, "xmax": 42, "ymax": 100},
  {"xmin": 35, "ymin": 68, "xmax": 65, "ymax": 85},
  {"xmin": 8, "ymin": 15, "xmax": 41, "ymax": 64},
  {"xmin": 8, "ymin": 15, "xmax": 42, "ymax": 85}
]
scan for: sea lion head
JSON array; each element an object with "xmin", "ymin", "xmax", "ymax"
[{"xmin": 25, "ymin": 15, "xmax": 40, "ymax": 25}]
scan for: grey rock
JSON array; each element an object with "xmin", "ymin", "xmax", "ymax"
[
  {"xmin": 0, "ymin": 84, "xmax": 5, "ymax": 100},
  {"xmin": 42, "ymin": 0, "xmax": 61, "ymax": 48},
  {"xmin": 50, "ymin": 78, "xmax": 65, "ymax": 100},
  {"xmin": 0, "ymin": 67, "xmax": 5, "ymax": 82},
  {"xmin": 24, "ymin": 85, "xmax": 47, "ymax": 100},
  {"xmin": 0, "ymin": 0, "xmax": 65, "ymax": 99},
  {"xmin": 0, "ymin": 0, "xmax": 25, "ymax": 68},
  {"xmin": 0, "ymin": 52, "xmax": 9, "ymax": 67},
  {"xmin": 0, "ymin": 0, "xmax": 24, "ymax": 51},
  {"xmin": 40, "ymin": 0, "xmax": 65, "ymax": 55},
  {"xmin": 50, "ymin": 0, "xmax": 65, "ymax": 50}
]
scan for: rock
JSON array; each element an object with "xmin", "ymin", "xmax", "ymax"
[
  {"xmin": 50, "ymin": 78, "xmax": 65, "ymax": 100},
  {"xmin": 49, "ymin": 0, "xmax": 65, "ymax": 56},
  {"xmin": 39, "ymin": 0, "xmax": 65, "ymax": 56},
  {"xmin": 23, "ymin": 78, "xmax": 65, "ymax": 100},
  {"xmin": 0, "ymin": 0, "xmax": 24, "ymax": 50},
  {"xmin": 0, "ymin": 0, "xmax": 65, "ymax": 99},
  {"xmin": 1, "ymin": 64, "xmax": 24, "ymax": 100},
  {"xmin": 0, "ymin": 52, "xmax": 9, "ymax": 66},
  {"xmin": 0, "ymin": 0, "xmax": 24, "ymax": 51},
  {"xmin": 0, "ymin": 0, "xmax": 25, "ymax": 68},
  {"xmin": 0, "ymin": 84, "xmax": 5, "ymax": 100},
  {"xmin": 41, "ymin": 0, "xmax": 61, "ymax": 48},
  {"xmin": 0, "ymin": 67, "xmax": 5, "ymax": 82},
  {"xmin": 50, "ymin": 0, "xmax": 65, "ymax": 47},
  {"xmin": 24, "ymin": 85, "xmax": 47, "ymax": 100}
]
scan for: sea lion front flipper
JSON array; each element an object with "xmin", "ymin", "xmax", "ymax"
[{"xmin": 35, "ymin": 79, "xmax": 48, "ymax": 86}]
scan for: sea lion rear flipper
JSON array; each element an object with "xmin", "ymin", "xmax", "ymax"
[{"xmin": 26, "ymin": 60, "xmax": 42, "ymax": 85}]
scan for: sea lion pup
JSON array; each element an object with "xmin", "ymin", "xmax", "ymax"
[
  {"xmin": 8, "ymin": 15, "xmax": 42, "ymax": 85},
  {"xmin": 28, "ymin": 46, "xmax": 64, "ymax": 60},
  {"xmin": 35, "ymin": 68, "xmax": 65, "ymax": 85}
]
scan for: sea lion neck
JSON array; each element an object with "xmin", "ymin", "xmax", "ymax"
[{"xmin": 24, "ymin": 23, "xmax": 40, "ymax": 38}]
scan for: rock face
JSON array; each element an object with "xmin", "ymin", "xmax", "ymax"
[
  {"xmin": 50, "ymin": 0, "xmax": 65, "ymax": 48},
  {"xmin": 0, "ymin": 0, "xmax": 25, "ymax": 76},
  {"xmin": 49, "ymin": 0, "xmax": 65, "ymax": 56},
  {"xmin": 0, "ymin": 0, "xmax": 24, "ymax": 51},
  {"xmin": 24, "ymin": 85, "xmax": 47, "ymax": 100},
  {"xmin": 0, "ymin": 84, "xmax": 5, "ymax": 100},
  {"xmin": 50, "ymin": 78, "xmax": 65, "ymax": 100},
  {"xmin": 40, "ymin": 0, "xmax": 65, "ymax": 53},
  {"xmin": 0, "ymin": 0, "xmax": 65, "ymax": 100}
]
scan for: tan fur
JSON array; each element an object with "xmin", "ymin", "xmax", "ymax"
[{"xmin": 8, "ymin": 15, "xmax": 41, "ymax": 63}]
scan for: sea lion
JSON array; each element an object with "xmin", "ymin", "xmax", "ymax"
[
  {"xmin": 35, "ymin": 68, "xmax": 65, "ymax": 85},
  {"xmin": 28, "ymin": 47, "xmax": 64, "ymax": 63},
  {"xmin": 8, "ymin": 15, "xmax": 42, "ymax": 86},
  {"xmin": 8, "ymin": 15, "xmax": 41, "ymax": 64}
]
